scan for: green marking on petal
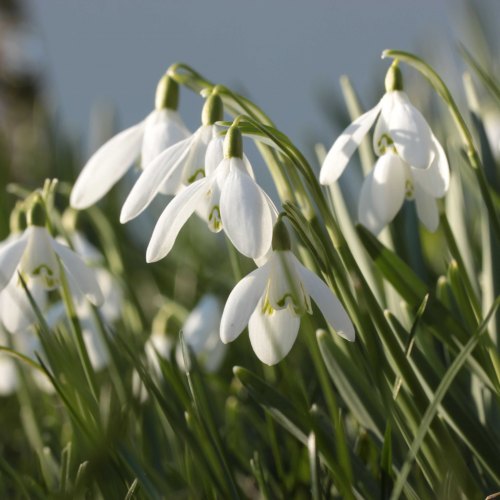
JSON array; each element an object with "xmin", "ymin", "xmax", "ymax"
[
  {"xmin": 377, "ymin": 133, "xmax": 395, "ymax": 155},
  {"xmin": 187, "ymin": 169, "xmax": 205, "ymax": 184},
  {"xmin": 208, "ymin": 205, "xmax": 222, "ymax": 231},
  {"xmin": 405, "ymin": 179, "xmax": 415, "ymax": 199}
]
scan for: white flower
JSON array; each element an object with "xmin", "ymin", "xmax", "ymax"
[
  {"xmin": 320, "ymin": 89, "xmax": 442, "ymax": 185},
  {"xmin": 176, "ymin": 294, "xmax": 226, "ymax": 372},
  {"xmin": 358, "ymin": 148, "xmax": 449, "ymax": 234},
  {"xmin": 0, "ymin": 221, "xmax": 103, "ymax": 307},
  {"xmin": 70, "ymin": 75, "xmax": 189, "ymax": 209},
  {"xmin": 0, "ymin": 232, "xmax": 48, "ymax": 333},
  {"xmin": 146, "ymin": 126, "xmax": 275, "ymax": 261},
  {"xmin": 120, "ymin": 94, "xmax": 225, "ymax": 223},
  {"xmin": 220, "ymin": 220, "xmax": 354, "ymax": 365},
  {"xmin": 319, "ymin": 64, "xmax": 450, "ymax": 234}
]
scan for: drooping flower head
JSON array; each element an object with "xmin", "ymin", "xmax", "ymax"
[
  {"xmin": 120, "ymin": 91, "xmax": 226, "ymax": 223},
  {"xmin": 146, "ymin": 122, "xmax": 276, "ymax": 262},
  {"xmin": 0, "ymin": 197, "xmax": 103, "ymax": 309},
  {"xmin": 320, "ymin": 62, "xmax": 450, "ymax": 234},
  {"xmin": 220, "ymin": 217, "xmax": 354, "ymax": 365},
  {"xmin": 70, "ymin": 72, "xmax": 190, "ymax": 209}
]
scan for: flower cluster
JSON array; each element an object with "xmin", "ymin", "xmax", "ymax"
[
  {"xmin": 68, "ymin": 70, "xmax": 356, "ymax": 365},
  {"xmin": 320, "ymin": 62, "xmax": 450, "ymax": 234}
]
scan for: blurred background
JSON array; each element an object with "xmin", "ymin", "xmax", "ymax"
[{"xmin": 4, "ymin": 0, "xmax": 499, "ymax": 147}]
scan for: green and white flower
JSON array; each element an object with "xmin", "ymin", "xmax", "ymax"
[
  {"xmin": 220, "ymin": 219, "xmax": 354, "ymax": 365},
  {"xmin": 70, "ymin": 74, "xmax": 189, "ymax": 209},
  {"xmin": 146, "ymin": 125, "xmax": 276, "ymax": 261}
]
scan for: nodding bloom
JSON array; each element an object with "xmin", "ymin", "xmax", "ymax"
[
  {"xmin": 146, "ymin": 125, "xmax": 276, "ymax": 261},
  {"xmin": 70, "ymin": 74, "xmax": 189, "ymax": 210},
  {"xmin": 320, "ymin": 63, "xmax": 449, "ymax": 233},
  {"xmin": 176, "ymin": 294, "xmax": 226, "ymax": 372},
  {"xmin": 220, "ymin": 218, "xmax": 355, "ymax": 366},
  {"xmin": 120, "ymin": 93, "xmax": 225, "ymax": 223},
  {"xmin": 0, "ymin": 200, "xmax": 103, "ymax": 308}
]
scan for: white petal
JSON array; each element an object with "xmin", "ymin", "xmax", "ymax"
[
  {"xmin": 20, "ymin": 226, "xmax": 60, "ymax": 289},
  {"xmin": 296, "ymin": 262, "xmax": 355, "ymax": 341},
  {"xmin": 411, "ymin": 136, "xmax": 450, "ymax": 198},
  {"xmin": 370, "ymin": 153, "xmax": 407, "ymax": 224},
  {"xmin": 385, "ymin": 91, "xmax": 433, "ymax": 169},
  {"xmin": 140, "ymin": 109, "xmax": 190, "ymax": 167},
  {"xmin": 204, "ymin": 136, "xmax": 225, "ymax": 177},
  {"xmin": 415, "ymin": 185, "xmax": 439, "ymax": 232},
  {"xmin": 183, "ymin": 295, "xmax": 222, "ymax": 351},
  {"xmin": 319, "ymin": 101, "xmax": 382, "ymax": 185},
  {"xmin": 248, "ymin": 302, "xmax": 300, "ymax": 365},
  {"xmin": 0, "ymin": 279, "xmax": 47, "ymax": 333},
  {"xmin": 51, "ymin": 240, "xmax": 104, "ymax": 306},
  {"xmin": 0, "ymin": 233, "xmax": 27, "ymax": 291},
  {"xmin": 146, "ymin": 178, "xmax": 209, "ymax": 262},
  {"xmin": 220, "ymin": 264, "xmax": 269, "ymax": 344},
  {"xmin": 120, "ymin": 134, "xmax": 195, "ymax": 222},
  {"xmin": 220, "ymin": 160, "xmax": 273, "ymax": 259},
  {"xmin": 358, "ymin": 171, "xmax": 386, "ymax": 235},
  {"xmin": 0, "ymin": 356, "xmax": 18, "ymax": 396},
  {"xmin": 70, "ymin": 119, "xmax": 146, "ymax": 209},
  {"xmin": 83, "ymin": 326, "xmax": 109, "ymax": 371}
]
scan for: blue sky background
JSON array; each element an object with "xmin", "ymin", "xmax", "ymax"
[{"xmin": 27, "ymin": 1, "xmax": 499, "ymax": 154}]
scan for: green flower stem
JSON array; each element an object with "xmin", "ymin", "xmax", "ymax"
[
  {"xmin": 58, "ymin": 265, "xmax": 99, "ymax": 402},
  {"xmin": 382, "ymin": 49, "xmax": 500, "ymax": 243}
]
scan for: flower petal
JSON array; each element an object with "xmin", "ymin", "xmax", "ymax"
[
  {"xmin": 370, "ymin": 153, "xmax": 407, "ymax": 224},
  {"xmin": 0, "ymin": 355, "xmax": 18, "ymax": 396},
  {"xmin": 296, "ymin": 261, "xmax": 355, "ymax": 341},
  {"xmin": 51, "ymin": 240, "xmax": 104, "ymax": 306},
  {"xmin": 146, "ymin": 177, "xmax": 209, "ymax": 262},
  {"xmin": 357, "ymin": 171, "xmax": 387, "ymax": 235},
  {"xmin": 248, "ymin": 302, "xmax": 300, "ymax": 365},
  {"xmin": 120, "ymin": 134, "xmax": 195, "ymax": 222},
  {"xmin": 319, "ymin": 101, "xmax": 382, "ymax": 185},
  {"xmin": 0, "ymin": 279, "xmax": 47, "ymax": 333},
  {"xmin": 220, "ymin": 160, "xmax": 273, "ymax": 259},
  {"xmin": 411, "ymin": 135, "xmax": 450, "ymax": 198},
  {"xmin": 415, "ymin": 184, "xmax": 439, "ymax": 232},
  {"xmin": 140, "ymin": 109, "xmax": 190, "ymax": 168},
  {"xmin": 385, "ymin": 91, "xmax": 433, "ymax": 169},
  {"xmin": 70, "ymin": 119, "xmax": 146, "ymax": 209},
  {"xmin": 183, "ymin": 295, "xmax": 222, "ymax": 352},
  {"xmin": 220, "ymin": 264, "xmax": 269, "ymax": 344},
  {"xmin": 0, "ymin": 233, "xmax": 27, "ymax": 291}
]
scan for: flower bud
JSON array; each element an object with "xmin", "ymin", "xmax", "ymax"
[
  {"xmin": 202, "ymin": 94, "xmax": 224, "ymax": 126},
  {"xmin": 155, "ymin": 74, "xmax": 179, "ymax": 111},
  {"xmin": 272, "ymin": 217, "xmax": 291, "ymax": 251},
  {"xmin": 28, "ymin": 198, "xmax": 46, "ymax": 227},
  {"xmin": 224, "ymin": 125, "xmax": 243, "ymax": 159},
  {"xmin": 385, "ymin": 61, "xmax": 403, "ymax": 92}
]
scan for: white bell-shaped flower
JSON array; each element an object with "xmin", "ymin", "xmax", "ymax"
[
  {"xmin": 175, "ymin": 294, "xmax": 226, "ymax": 372},
  {"xmin": 70, "ymin": 74, "xmax": 189, "ymax": 209},
  {"xmin": 358, "ymin": 146, "xmax": 449, "ymax": 234},
  {"xmin": 120, "ymin": 94, "xmax": 225, "ymax": 223},
  {"xmin": 0, "ymin": 202, "xmax": 104, "ymax": 308},
  {"xmin": 146, "ymin": 126, "xmax": 275, "ymax": 261},
  {"xmin": 220, "ymin": 219, "xmax": 355, "ymax": 365}
]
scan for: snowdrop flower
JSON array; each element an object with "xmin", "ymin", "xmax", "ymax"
[
  {"xmin": 0, "ymin": 199, "xmax": 103, "ymax": 307},
  {"xmin": 220, "ymin": 218, "xmax": 355, "ymax": 365},
  {"xmin": 70, "ymin": 74, "xmax": 189, "ymax": 209},
  {"xmin": 320, "ymin": 62, "xmax": 449, "ymax": 233},
  {"xmin": 146, "ymin": 125, "xmax": 275, "ymax": 261},
  {"xmin": 176, "ymin": 294, "xmax": 226, "ymax": 372},
  {"xmin": 0, "ymin": 211, "xmax": 47, "ymax": 333},
  {"xmin": 121, "ymin": 93, "xmax": 225, "ymax": 222}
]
